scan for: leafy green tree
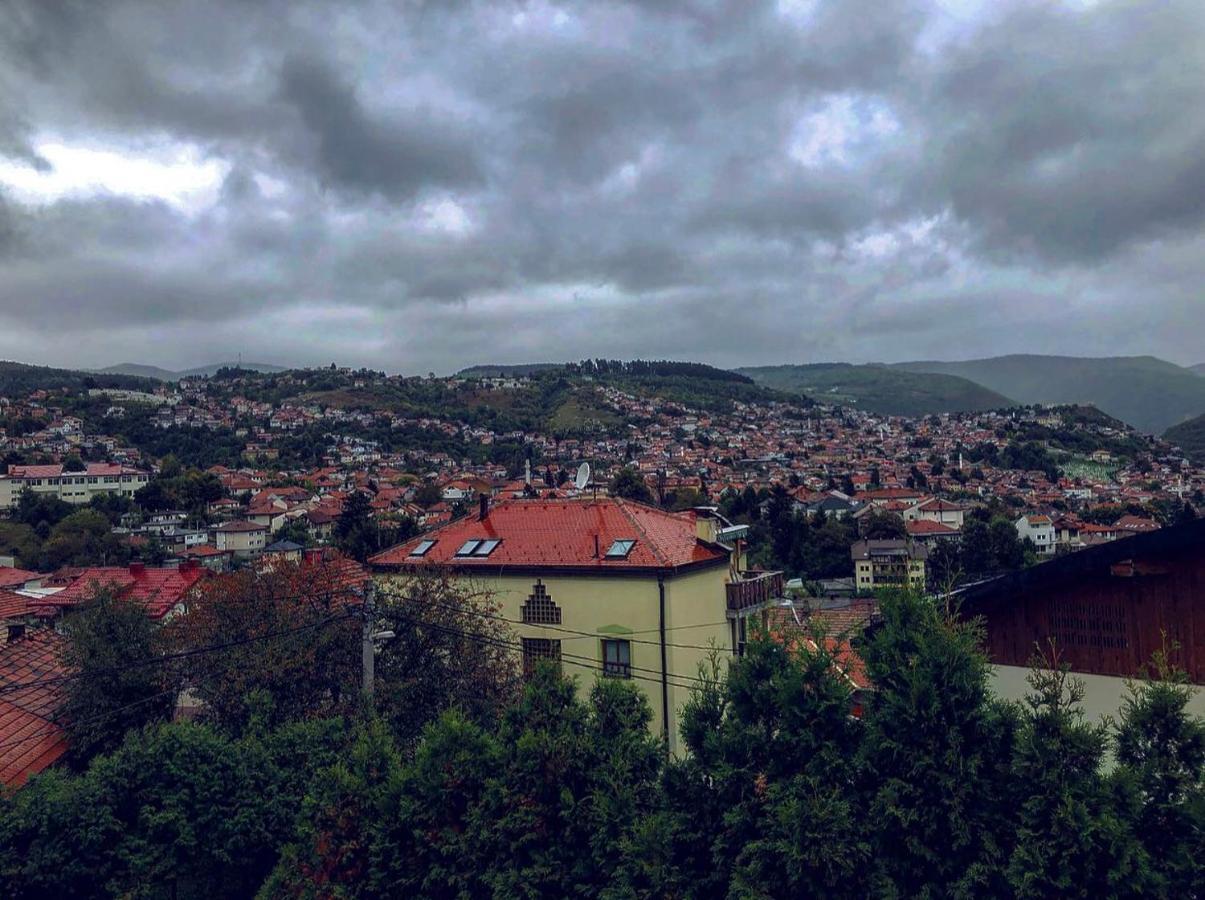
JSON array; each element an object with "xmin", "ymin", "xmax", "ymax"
[
  {"xmin": 0, "ymin": 716, "xmax": 347, "ymax": 899},
  {"xmin": 862, "ymin": 508, "xmax": 907, "ymax": 540},
  {"xmin": 61, "ymin": 590, "xmax": 177, "ymax": 764},
  {"xmin": 42, "ymin": 509, "xmax": 128, "ymax": 568},
  {"xmin": 161, "ymin": 562, "xmax": 359, "ymax": 734},
  {"xmin": 12, "ymin": 490, "xmax": 74, "ymax": 537},
  {"xmin": 608, "ymin": 466, "xmax": 654, "ymax": 504},
  {"xmin": 0, "ymin": 520, "xmax": 41, "ymax": 568},
  {"xmin": 62, "ymin": 454, "xmax": 86, "ymax": 472},
  {"xmin": 1007, "ymin": 663, "xmax": 1151, "ymax": 899},
  {"xmin": 373, "ymin": 572, "xmax": 522, "ymax": 749},
  {"xmin": 1113, "ymin": 653, "xmax": 1205, "ymax": 898}
]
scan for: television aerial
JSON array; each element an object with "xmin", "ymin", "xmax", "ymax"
[{"xmin": 574, "ymin": 462, "xmax": 591, "ymax": 491}]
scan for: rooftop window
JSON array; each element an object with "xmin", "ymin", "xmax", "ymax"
[
  {"xmin": 605, "ymin": 539, "xmax": 636, "ymax": 559},
  {"xmin": 456, "ymin": 538, "xmax": 501, "ymax": 557},
  {"xmin": 409, "ymin": 540, "xmax": 436, "ymax": 557}
]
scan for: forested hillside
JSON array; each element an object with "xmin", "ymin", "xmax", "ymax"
[
  {"xmin": 896, "ymin": 355, "xmax": 1205, "ymax": 433},
  {"xmin": 738, "ymin": 362, "xmax": 1014, "ymax": 416}
]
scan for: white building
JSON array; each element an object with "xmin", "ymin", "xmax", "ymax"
[
  {"xmin": 1014, "ymin": 513, "xmax": 1056, "ymax": 555},
  {"xmin": 0, "ymin": 463, "xmax": 150, "ymax": 510}
]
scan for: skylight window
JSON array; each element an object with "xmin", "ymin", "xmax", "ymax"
[
  {"xmin": 409, "ymin": 540, "xmax": 436, "ymax": 557},
  {"xmin": 456, "ymin": 539, "xmax": 482, "ymax": 556},
  {"xmin": 605, "ymin": 539, "xmax": 636, "ymax": 559},
  {"xmin": 472, "ymin": 539, "xmax": 501, "ymax": 557}
]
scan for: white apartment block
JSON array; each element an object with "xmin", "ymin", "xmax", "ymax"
[{"xmin": 0, "ymin": 463, "xmax": 150, "ymax": 510}]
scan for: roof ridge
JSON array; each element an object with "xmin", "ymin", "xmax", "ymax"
[{"xmin": 615, "ymin": 498, "xmax": 670, "ymax": 568}]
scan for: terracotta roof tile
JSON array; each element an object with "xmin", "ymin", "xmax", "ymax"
[{"xmin": 371, "ymin": 498, "xmax": 726, "ymax": 572}]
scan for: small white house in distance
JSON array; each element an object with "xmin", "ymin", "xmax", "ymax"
[
  {"xmin": 211, "ymin": 520, "xmax": 268, "ymax": 559},
  {"xmin": 1015, "ymin": 513, "xmax": 1056, "ymax": 555}
]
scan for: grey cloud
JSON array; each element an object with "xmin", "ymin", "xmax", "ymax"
[
  {"xmin": 278, "ymin": 55, "xmax": 484, "ymax": 199},
  {"xmin": 917, "ymin": 0, "xmax": 1205, "ymax": 263},
  {"xmin": 0, "ymin": 0, "xmax": 1202, "ymax": 372}
]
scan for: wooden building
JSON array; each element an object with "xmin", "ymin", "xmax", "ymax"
[{"xmin": 957, "ymin": 517, "xmax": 1205, "ymax": 720}]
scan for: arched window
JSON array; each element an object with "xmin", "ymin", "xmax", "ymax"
[{"xmin": 522, "ymin": 580, "xmax": 562, "ymax": 625}]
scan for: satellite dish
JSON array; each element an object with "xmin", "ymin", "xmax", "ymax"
[{"xmin": 574, "ymin": 462, "xmax": 591, "ymax": 491}]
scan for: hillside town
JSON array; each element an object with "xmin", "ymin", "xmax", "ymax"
[{"xmin": 2, "ymin": 366, "xmax": 1200, "ymax": 579}]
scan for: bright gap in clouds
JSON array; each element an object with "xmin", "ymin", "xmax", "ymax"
[{"xmin": 0, "ymin": 142, "xmax": 228, "ymax": 210}]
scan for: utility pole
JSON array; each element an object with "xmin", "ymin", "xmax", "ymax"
[
  {"xmin": 360, "ymin": 579, "xmax": 394, "ymax": 701},
  {"xmin": 361, "ymin": 579, "xmax": 376, "ymax": 700}
]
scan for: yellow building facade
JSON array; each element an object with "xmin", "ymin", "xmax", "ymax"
[{"xmin": 371, "ymin": 498, "xmax": 779, "ymax": 754}]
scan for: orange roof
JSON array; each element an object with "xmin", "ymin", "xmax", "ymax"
[
  {"xmin": 0, "ymin": 630, "xmax": 70, "ymax": 788},
  {"xmin": 906, "ymin": 519, "xmax": 959, "ymax": 535},
  {"xmin": 0, "ymin": 568, "xmax": 39, "ymax": 589},
  {"xmin": 371, "ymin": 498, "xmax": 727, "ymax": 573},
  {"xmin": 0, "ymin": 590, "xmax": 28, "ymax": 620},
  {"xmin": 29, "ymin": 564, "xmax": 207, "ymax": 620}
]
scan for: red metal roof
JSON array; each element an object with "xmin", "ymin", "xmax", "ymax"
[
  {"xmin": 371, "ymin": 498, "xmax": 728, "ymax": 572},
  {"xmin": 0, "ymin": 630, "xmax": 69, "ymax": 788}
]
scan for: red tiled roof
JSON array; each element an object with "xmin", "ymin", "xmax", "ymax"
[
  {"xmin": 0, "ymin": 590, "xmax": 28, "ymax": 620},
  {"xmin": 371, "ymin": 498, "xmax": 728, "ymax": 572},
  {"xmin": 0, "ymin": 630, "xmax": 70, "ymax": 788},
  {"xmin": 28, "ymin": 564, "xmax": 207, "ymax": 620},
  {"xmin": 0, "ymin": 568, "xmax": 39, "ymax": 590},
  {"xmin": 906, "ymin": 519, "xmax": 959, "ymax": 535}
]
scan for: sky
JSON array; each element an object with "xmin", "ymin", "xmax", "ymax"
[{"xmin": 1, "ymin": 0, "xmax": 1203, "ymax": 375}]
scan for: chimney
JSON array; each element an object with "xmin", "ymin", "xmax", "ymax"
[
  {"xmin": 479, "ymin": 494, "xmax": 489, "ymax": 521},
  {"xmin": 303, "ymin": 548, "xmax": 325, "ymax": 566},
  {"xmin": 179, "ymin": 559, "xmax": 200, "ymax": 574},
  {"xmin": 129, "ymin": 561, "xmax": 146, "ymax": 577},
  {"xmin": 694, "ymin": 509, "xmax": 718, "ymax": 544},
  {"xmin": 594, "ymin": 533, "xmax": 600, "ymax": 558}
]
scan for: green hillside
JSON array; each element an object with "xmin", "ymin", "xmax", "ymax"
[
  {"xmin": 1165, "ymin": 413, "xmax": 1205, "ymax": 463},
  {"xmin": 0, "ymin": 360, "xmax": 159, "ymax": 396},
  {"xmin": 456, "ymin": 363, "xmax": 565, "ymax": 377},
  {"xmin": 236, "ymin": 360, "xmax": 801, "ymax": 439},
  {"xmin": 895, "ymin": 355, "xmax": 1205, "ymax": 434},
  {"xmin": 1190, "ymin": 363, "xmax": 1205, "ymax": 376},
  {"xmin": 736, "ymin": 363, "xmax": 1014, "ymax": 416}
]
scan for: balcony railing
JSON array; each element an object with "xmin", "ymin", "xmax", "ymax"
[{"xmin": 726, "ymin": 570, "xmax": 785, "ymax": 612}]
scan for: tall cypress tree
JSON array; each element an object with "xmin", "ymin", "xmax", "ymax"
[
  {"xmin": 858, "ymin": 590, "xmax": 1019, "ymax": 897},
  {"xmin": 1113, "ymin": 654, "xmax": 1205, "ymax": 898},
  {"xmin": 1007, "ymin": 665, "xmax": 1151, "ymax": 899}
]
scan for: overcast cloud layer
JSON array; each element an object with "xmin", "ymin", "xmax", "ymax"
[{"xmin": 1, "ymin": 0, "xmax": 1203, "ymax": 373}]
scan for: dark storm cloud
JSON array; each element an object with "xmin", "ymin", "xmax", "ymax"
[
  {"xmin": 278, "ymin": 55, "xmax": 484, "ymax": 199},
  {"xmin": 0, "ymin": 0, "xmax": 1202, "ymax": 372}
]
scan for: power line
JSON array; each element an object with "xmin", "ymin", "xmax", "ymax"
[
  {"xmin": 380, "ymin": 589, "xmax": 734, "ymax": 654},
  {"xmin": 377, "ymin": 604, "xmax": 710, "ymax": 692},
  {"xmin": 0, "ymin": 605, "xmax": 358, "ymax": 699},
  {"xmin": 0, "ymin": 688, "xmax": 179, "ymax": 757}
]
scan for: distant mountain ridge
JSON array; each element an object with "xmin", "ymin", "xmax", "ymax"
[
  {"xmin": 96, "ymin": 361, "xmax": 288, "ymax": 380},
  {"xmin": 1191, "ymin": 363, "xmax": 1205, "ymax": 376},
  {"xmin": 1165, "ymin": 413, "xmax": 1205, "ymax": 463},
  {"xmin": 736, "ymin": 363, "xmax": 1014, "ymax": 417},
  {"xmin": 0, "ymin": 360, "xmax": 160, "ymax": 396},
  {"xmin": 894, "ymin": 355, "xmax": 1205, "ymax": 434}
]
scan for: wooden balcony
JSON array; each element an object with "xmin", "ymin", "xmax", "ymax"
[{"xmin": 726, "ymin": 570, "xmax": 785, "ymax": 612}]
